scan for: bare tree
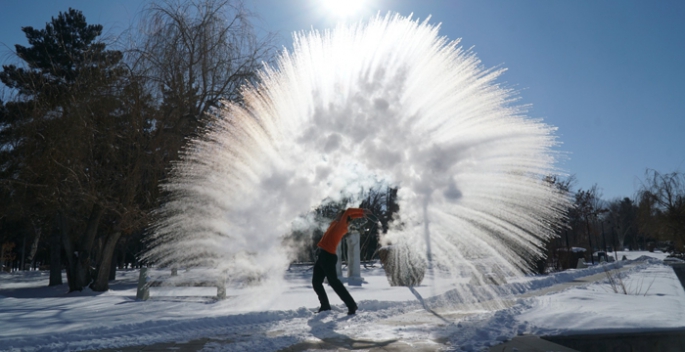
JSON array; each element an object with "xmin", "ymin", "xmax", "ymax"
[
  {"xmin": 637, "ymin": 169, "xmax": 685, "ymax": 251},
  {"xmin": 574, "ymin": 185, "xmax": 606, "ymax": 264},
  {"xmin": 129, "ymin": 0, "xmax": 275, "ymax": 164},
  {"xmin": 605, "ymin": 197, "xmax": 638, "ymax": 251},
  {"xmin": 541, "ymin": 175, "xmax": 575, "ymax": 271}
]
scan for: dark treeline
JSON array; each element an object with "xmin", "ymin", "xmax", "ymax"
[
  {"xmin": 0, "ymin": 0, "xmax": 275, "ymax": 291},
  {"xmin": 540, "ymin": 170, "xmax": 685, "ymax": 273}
]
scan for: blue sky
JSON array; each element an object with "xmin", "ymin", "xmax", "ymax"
[{"xmin": 1, "ymin": 0, "xmax": 683, "ymax": 201}]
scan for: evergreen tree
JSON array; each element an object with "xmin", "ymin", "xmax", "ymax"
[{"xmin": 0, "ymin": 8, "xmax": 140, "ymax": 291}]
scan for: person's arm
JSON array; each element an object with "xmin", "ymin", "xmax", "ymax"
[{"xmin": 344, "ymin": 208, "xmax": 366, "ymax": 220}]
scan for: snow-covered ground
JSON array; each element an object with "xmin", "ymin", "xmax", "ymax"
[{"xmin": 1, "ymin": 251, "xmax": 683, "ymax": 351}]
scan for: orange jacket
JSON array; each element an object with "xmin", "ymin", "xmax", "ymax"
[{"xmin": 317, "ymin": 208, "xmax": 365, "ymax": 254}]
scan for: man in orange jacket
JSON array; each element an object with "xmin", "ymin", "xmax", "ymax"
[{"xmin": 313, "ymin": 207, "xmax": 368, "ymax": 315}]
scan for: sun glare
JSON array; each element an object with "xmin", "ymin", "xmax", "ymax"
[{"xmin": 320, "ymin": 0, "xmax": 367, "ymax": 18}]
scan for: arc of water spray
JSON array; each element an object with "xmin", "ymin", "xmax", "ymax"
[
  {"xmin": 422, "ymin": 195, "xmax": 437, "ymax": 302},
  {"xmin": 143, "ymin": 13, "xmax": 571, "ymax": 309}
]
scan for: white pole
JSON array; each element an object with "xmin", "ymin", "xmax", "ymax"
[
  {"xmin": 136, "ymin": 267, "xmax": 150, "ymax": 301},
  {"xmin": 347, "ymin": 230, "xmax": 363, "ymax": 286}
]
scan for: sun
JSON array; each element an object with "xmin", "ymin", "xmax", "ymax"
[{"xmin": 320, "ymin": 0, "xmax": 367, "ymax": 18}]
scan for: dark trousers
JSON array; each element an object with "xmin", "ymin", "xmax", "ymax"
[{"xmin": 312, "ymin": 249, "xmax": 356, "ymax": 309}]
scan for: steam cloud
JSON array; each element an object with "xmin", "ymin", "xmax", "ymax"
[{"xmin": 143, "ymin": 14, "xmax": 570, "ymax": 307}]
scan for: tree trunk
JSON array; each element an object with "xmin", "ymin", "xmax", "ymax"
[
  {"xmin": 585, "ymin": 216, "xmax": 595, "ymax": 265},
  {"xmin": 91, "ymin": 232, "xmax": 121, "ymax": 291},
  {"xmin": 60, "ymin": 204, "xmax": 105, "ymax": 292},
  {"xmin": 109, "ymin": 253, "xmax": 117, "ymax": 281},
  {"xmin": 49, "ymin": 219, "xmax": 63, "ymax": 286},
  {"xmin": 59, "ymin": 211, "xmax": 81, "ymax": 291},
  {"xmin": 82, "ymin": 203, "xmax": 105, "ymax": 266},
  {"xmin": 94, "ymin": 237, "xmax": 104, "ymax": 272},
  {"xmin": 20, "ymin": 235, "xmax": 26, "ymax": 271},
  {"xmin": 60, "ymin": 214, "xmax": 88, "ymax": 292},
  {"xmin": 118, "ymin": 238, "xmax": 126, "ymax": 269},
  {"xmin": 25, "ymin": 220, "xmax": 42, "ymax": 271}
]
